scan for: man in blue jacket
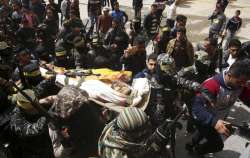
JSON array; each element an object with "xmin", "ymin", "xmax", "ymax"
[
  {"xmin": 111, "ymin": 1, "xmax": 128, "ymax": 28},
  {"xmin": 186, "ymin": 59, "xmax": 250, "ymax": 155}
]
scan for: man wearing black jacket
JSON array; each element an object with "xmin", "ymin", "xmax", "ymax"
[
  {"xmin": 10, "ymin": 89, "xmax": 54, "ymax": 158},
  {"xmin": 104, "ymin": 19, "xmax": 129, "ymax": 69},
  {"xmin": 143, "ymin": 4, "xmax": 160, "ymax": 40},
  {"xmin": 223, "ymin": 10, "xmax": 242, "ymax": 50}
]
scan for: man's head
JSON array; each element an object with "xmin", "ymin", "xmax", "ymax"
[
  {"xmin": 102, "ymin": 7, "xmax": 110, "ymax": 15},
  {"xmin": 176, "ymin": 26, "xmax": 186, "ymax": 41},
  {"xmin": 91, "ymin": 32, "xmax": 100, "ymax": 47},
  {"xmin": 112, "ymin": 18, "xmax": 119, "ymax": 28},
  {"xmin": 194, "ymin": 50, "xmax": 210, "ymax": 73},
  {"xmin": 70, "ymin": 10, "xmax": 77, "ymax": 20},
  {"xmin": 37, "ymin": 23, "xmax": 48, "ymax": 39},
  {"xmin": 146, "ymin": 53, "xmax": 158, "ymax": 73},
  {"xmin": 176, "ymin": 14, "xmax": 187, "ymax": 27},
  {"xmin": 157, "ymin": 53, "xmax": 176, "ymax": 75},
  {"xmin": 117, "ymin": 107, "xmax": 149, "ymax": 140},
  {"xmin": 46, "ymin": 8, "xmax": 54, "ymax": 19},
  {"xmin": 151, "ymin": 4, "xmax": 158, "ymax": 15},
  {"xmin": 12, "ymin": 1, "xmax": 21, "ymax": 11},
  {"xmin": 203, "ymin": 37, "xmax": 217, "ymax": 53},
  {"xmin": 114, "ymin": 1, "xmax": 120, "ymax": 11},
  {"xmin": 1, "ymin": 0, "xmax": 9, "ymax": 6},
  {"xmin": 228, "ymin": 39, "xmax": 241, "ymax": 58},
  {"xmin": 235, "ymin": 10, "xmax": 240, "ymax": 17},
  {"xmin": 16, "ymin": 47, "xmax": 31, "ymax": 65},
  {"xmin": 225, "ymin": 59, "xmax": 250, "ymax": 89},
  {"xmin": 134, "ymin": 36, "xmax": 145, "ymax": 52},
  {"xmin": 215, "ymin": 4, "xmax": 223, "ymax": 13}
]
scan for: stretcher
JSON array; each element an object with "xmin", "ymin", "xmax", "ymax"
[{"xmin": 54, "ymin": 74, "xmax": 150, "ymax": 113}]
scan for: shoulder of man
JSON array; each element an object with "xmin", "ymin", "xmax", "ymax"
[
  {"xmin": 134, "ymin": 69, "xmax": 149, "ymax": 79},
  {"xmin": 166, "ymin": 38, "xmax": 176, "ymax": 54},
  {"xmin": 199, "ymin": 76, "xmax": 221, "ymax": 102}
]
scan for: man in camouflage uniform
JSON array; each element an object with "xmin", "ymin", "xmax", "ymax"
[
  {"xmin": 99, "ymin": 107, "xmax": 179, "ymax": 158},
  {"xmin": 10, "ymin": 89, "xmax": 54, "ymax": 158},
  {"xmin": 48, "ymin": 86, "xmax": 104, "ymax": 157},
  {"xmin": 177, "ymin": 50, "xmax": 218, "ymax": 133},
  {"xmin": 166, "ymin": 27, "xmax": 194, "ymax": 71}
]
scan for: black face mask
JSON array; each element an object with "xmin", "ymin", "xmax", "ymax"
[
  {"xmin": 0, "ymin": 64, "xmax": 12, "ymax": 80},
  {"xmin": 195, "ymin": 60, "xmax": 210, "ymax": 74}
]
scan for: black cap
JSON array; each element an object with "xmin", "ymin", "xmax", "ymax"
[
  {"xmin": 176, "ymin": 26, "xmax": 186, "ymax": 33},
  {"xmin": 14, "ymin": 45, "xmax": 29, "ymax": 55}
]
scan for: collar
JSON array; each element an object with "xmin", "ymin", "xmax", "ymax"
[
  {"xmin": 215, "ymin": 70, "xmax": 234, "ymax": 90},
  {"xmin": 142, "ymin": 68, "xmax": 153, "ymax": 75},
  {"xmin": 233, "ymin": 16, "xmax": 240, "ymax": 21},
  {"xmin": 222, "ymin": 70, "xmax": 233, "ymax": 89}
]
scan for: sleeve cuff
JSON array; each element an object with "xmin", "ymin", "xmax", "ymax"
[{"xmin": 211, "ymin": 117, "xmax": 219, "ymax": 127}]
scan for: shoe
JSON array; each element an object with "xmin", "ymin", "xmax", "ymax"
[
  {"xmin": 206, "ymin": 153, "xmax": 215, "ymax": 158},
  {"xmin": 186, "ymin": 143, "xmax": 206, "ymax": 157},
  {"xmin": 185, "ymin": 142, "xmax": 194, "ymax": 152}
]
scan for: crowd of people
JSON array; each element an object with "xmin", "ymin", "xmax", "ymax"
[{"xmin": 0, "ymin": 0, "xmax": 250, "ymax": 157}]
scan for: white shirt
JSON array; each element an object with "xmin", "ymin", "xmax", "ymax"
[
  {"xmin": 227, "ymin": 54, "xmax": 236, "ymax": 68},
  {"xmin": 167, "ymin": 2, "xmax": 177, "ymax": 20},
  {"xmin": 60, "ymin": 0, "xmax": 68, "ymax": 17}
]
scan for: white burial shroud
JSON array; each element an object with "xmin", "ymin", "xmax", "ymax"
[{"xmin": 55, "ymin": 75, "xmax": 150, "ymax": 112}]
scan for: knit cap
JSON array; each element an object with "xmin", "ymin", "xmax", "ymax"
[{"xmin": 117, "ymin": 107, "xmax": 148, "ymax": 131}]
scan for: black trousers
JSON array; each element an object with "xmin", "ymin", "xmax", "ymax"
[{"xmin": 192, "ymin": 122, "xmax": 224, "ymax": 155}]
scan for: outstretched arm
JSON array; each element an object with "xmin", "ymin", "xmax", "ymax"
[{"xmin": 10, "ymin": 108, "xmax": 48, "ymax": 137}]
